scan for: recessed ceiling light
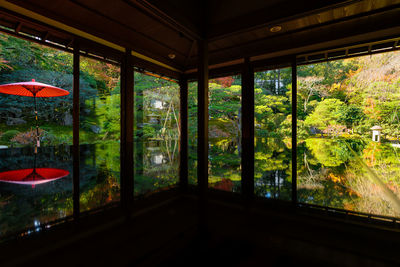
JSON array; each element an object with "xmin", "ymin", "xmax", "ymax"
[
  {"xmin": 168, "ymin": 53, "xmax": 176, "ymax": 59},
  {"xmin": 270, "ymin": 25, "xmax": 282, "ymax": 33}
]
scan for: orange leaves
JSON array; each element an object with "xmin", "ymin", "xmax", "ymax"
[
  {"xmin": 328, "ymin": 173, "xmax": 343, "ymax": 183},
  {"xmin": 343, "ymin": 203, "xmax": 354, "ymax": 210},
  {"xmin": 211, "ymin": 77, "xmax": 234, "ymax": 88},
  {"xmin": 346, "ymin": 188, "xmax": 361, "ymax": 197},
  {"xmin": 363, "ymin": 97, "xmax": 381, "ymax": 119},
  {"xmin": 11, "ymin": 128, "xmax": 44, "ymax": 145},
  {"xmin": 362, "ymin": 143, "xmax": 381, "ymax": 166}
]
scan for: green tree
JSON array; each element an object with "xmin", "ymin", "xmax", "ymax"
[
  {"xmin": 304, "ymin": 98, "xmax": 344, "ymax": 130},
  {"xmin": 338, "ymin": 104, "xmax": 365, "ymax": 130}
]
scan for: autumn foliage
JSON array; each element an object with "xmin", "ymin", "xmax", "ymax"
[{"xmin": 211, "ymin": 76, "xmax": 234, "ymax": 88}]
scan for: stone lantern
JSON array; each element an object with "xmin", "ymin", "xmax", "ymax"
[{"xmin": 371, "ymin": 125, "xmax": 382, "ymax": 142}]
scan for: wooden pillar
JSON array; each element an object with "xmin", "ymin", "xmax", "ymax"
[
  {"xmin": 241, "ymin": 57, "xmax": 254, "ymax": 200},
  {"xmin": 291, "ymin": 59, "xmax": 298, "ymax": 206},
  {"xmin": 120, "ymin": 49, "xmax": 134, "ymax": 212},
  {"xmin": 72, "ymin": 40, "xmax": 80, "ymax": 220},
  {"xmin": 197, "ymin": 40, "xmax": 209, "ymax": 195},
  {"xmin": 179, "ymin": 75, "xmax": 188, "ymax": 192}
]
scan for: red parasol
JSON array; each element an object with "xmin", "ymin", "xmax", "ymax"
[
  {"xmin": 0, "ymin": 168, "xmax": 70, "ymax": 188},
  {"xmin": 0, "ymin": 80, "xmax": 69, "ymax": 98},
  {"xmin": 0, "ymin": 79, "xmax": 69, "ymax": 149}
]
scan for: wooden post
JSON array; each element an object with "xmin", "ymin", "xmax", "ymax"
[
  {"xmin": 72, "ymin": 40, "xmax": 80, "ymax": 220},
  {"xmin": 291, "ymin": 58, "xmax": 298, "ymax": 206},
  {"xmin": 241, "ymin": 57, "xmax": 254, "ymax": 201},
  {"xmin": 197, "ymin": 40, "xmax": 209, "ymax": 196},
  {"xmin": 179, "ymin": 75, "xmax": 188, "ymax": 192},
  {"xmin": 120, "ymin": 49, "xmax": 134, "ymax": 212},
  {"xmin": 197, "ymin": 39, "xmax": 208, "ymax": 237}
]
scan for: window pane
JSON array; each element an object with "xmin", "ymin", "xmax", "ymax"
[
  {"xmin": 0, "ymin": 32, "xmax": 73, "ymax": 237},
  {"xmin": 208, "ymin": 76, "xmax": 241, "ymax": 192},
  {"xmin": 297, "ymin": 52, "xmax": 400, "ymax": 218},
  {"xmin": 254, "ymin": 68, "xmax": 292, "ymax": 200},
  {"xmin": 188, "ymin": 81, "xmax": 198, "ymax": 185},
  {"xmin": 79, "ymin": 56, "xmax": 120, "ymax": 211},
  {"xmin": 134, "ymin": 72, "xmax": 180, "ymax": 196}
]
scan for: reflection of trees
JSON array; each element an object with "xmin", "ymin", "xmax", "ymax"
[
  {"xmin": 254, "ymin": 138, "xmax": 291, "ymax": 200},
  {"xmin": 134, "ymin": 140, "xmax": 179, "ymax": 195},
  {"xmin": 306, "ymin": 138, "xmax": 348, "ymax": 167},
  {"xmin": 298, "ymin": 137, "xmax": 400, "ymax": 217},
  {"xmin": 132, "ymin": 73, "xmax": 180, "ymax": 195},
  {"xmin": 208, "ymin": 138, "xmax": 241, "ymax": 192},
  {"xmin": 298, "ymin": 138, "xmax": 363, "ymax": 209},
  {"xmin": 79, "ymin": 143, "xmax": 120, "ymax": 211}
]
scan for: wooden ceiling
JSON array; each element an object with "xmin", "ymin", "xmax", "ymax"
[{"xmin": 4, "ymin": 0, "xmax": 400, "ymax": 75}]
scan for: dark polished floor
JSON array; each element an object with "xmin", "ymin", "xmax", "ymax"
[{"xmin": 0, "ymin": 190, "xmax": 399, "ymax": 266}]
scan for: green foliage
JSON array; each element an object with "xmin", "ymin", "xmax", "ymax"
[
  {"xmin": 0, "ymin": 32, "xmax": 120, "ymax": 146},
  {"xmin": 305, "ymin": 138, "xmax": 364, "ymax": 167},
  {"xmin": 254, "ymin": 68, "xmax": 292, "ymax": 138},
  {"xmin": 142, "ymin": 124, "xmax": 156, "ymax": 138},
  {"xmin": 298, "ymin": 60, "xmax": 358, "ymax": 86},
  {"xmin": 304, "ymin": 99, "xmax": 344, "ymax": 130},
  {"xmin": 338, "ymin": 104, "xmax": 365, "ymax": 128},
  {"xmin": 134, "ymin": 72, "xmax": 180, "ymax": 141},
  {"xmin": 188, "ymin": 81, "xmax": 198, "ymax": 139},
  {"xmin": 4, "ymin": 30, "xmax": 400, "ymax": 217},
  {"xmin": 1, "ymin": 130, "xmax": 20, "ymax": 142},
  {"xmin": 255, "ymin": 68, "xmax": 291, "ymax": 95}
]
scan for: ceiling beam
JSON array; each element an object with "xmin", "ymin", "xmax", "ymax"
[
  {"xmin": 130, "ymin": 0, "xmax": 202, "ymax": 40},
  {"xmin": 207, "ymin": 0, "xmax": 361, "ymax": 40},
  {"xmin": 2, "ymin": 0, "xmax": 183, "ymax": 72}
]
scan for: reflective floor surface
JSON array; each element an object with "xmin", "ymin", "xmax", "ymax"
[
  {"xmin": 2, "ymin": 137, "xmax": 400, "ymax": 241},
  {"xmin": 0, "ymin": 141, "xmax": 179, "ymax": 239}
]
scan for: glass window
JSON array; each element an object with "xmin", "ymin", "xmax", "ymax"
[
  {"xmin": 254, "ymin": 68, "xmax": 292, "ymax": 200},
  {"xmin": 79, "ymin": 56, "xmax": 120, "ymax": 211},
  {"xmin": 208, "ymin": 76, "xmax": 242, "ymax": 192},
  {"xmin": 188, "ymin": 81, "xmax": 198, "ymax": 185},
  {"xmin": 297, "ymin": 52, "xmax": 400, "ymax": 218},
  {"xmin": 134, "ymin": 72, "xmax": 180, "ymax": 196},
  {"xmin": 0, "ymin": 32, "xmax": 73, "ymax": 237}
]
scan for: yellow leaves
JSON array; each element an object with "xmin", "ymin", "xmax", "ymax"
[
  {"xmin": 328, "ymin": 173, "xmax": 343, "ymax": 183},
  {"xmin": 330, "ymin": 83, "xmax": 343, "ymax": 92},
  {"xmin": 348, "ymin": 68, "xmax": 361, "ymax": 77}
]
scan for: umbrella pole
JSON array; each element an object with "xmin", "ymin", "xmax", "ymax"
[
  {"xmin": 34, "ymin": 152, "xmax": 36, "ymax": 172},
  {"xmin": 34, "ymin": 94, "xmax": 40, "ymax": 153},
  {"xmin": 32, "ymin": 153, "xmax": 37, "ymax": 188}
]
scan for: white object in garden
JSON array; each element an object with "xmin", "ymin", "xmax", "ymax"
[
  {"xmin": 371, "ymin": 125, "xmax": 382, "ymax": 142},
  {"xmin": 152, "ymin": 154, "xmax": 164, "ymax": 165},
  {"xmin": 152, "ymin": 100, "xmax": 163, "ymax": 109}
]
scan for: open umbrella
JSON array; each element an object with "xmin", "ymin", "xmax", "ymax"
[
  {"xmin": 0, "ymin": 168, "xmax": 70, "ymax": 188},
  {"xmin": 0, "ymin": 79, "xmax": 69, "ymax": 149}
]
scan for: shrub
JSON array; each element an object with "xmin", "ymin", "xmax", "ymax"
[
  {"xmin": 142, "ymin": 125, "xmax": 156, "ymax": 139},
  {"xmin": 1, "ymin": 130, "xmax": 20, "ymax": 142},
  {"xmin": 41, "ymin": 132, "xmax": 72, "ymax": 146},
  {"xmin": 11, "ymin": 129, "xmax": 43, "ymax": 145}
]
